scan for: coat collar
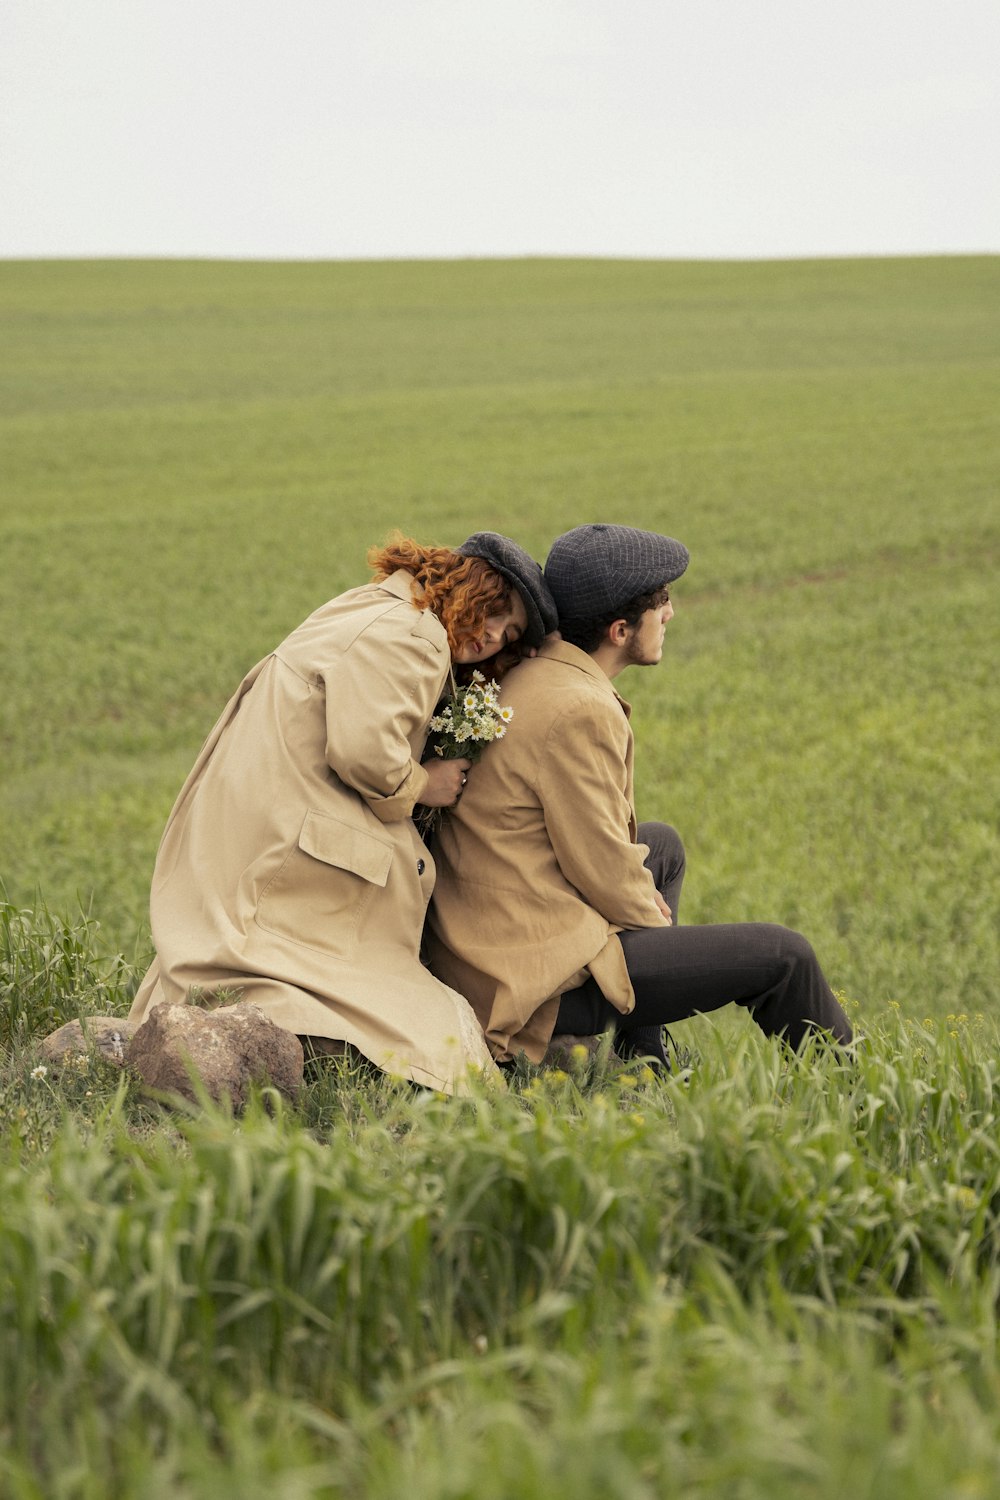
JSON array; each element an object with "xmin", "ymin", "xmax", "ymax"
[
  {"xmin": 378, "ymin": 568, "xmax": 422, "ymax": 603},
  {"xmin": 376, "ymin": 570, "xmax": 449, "ymax": 651},
  {"xmin": 536, "ymin": 638, "xmax": 632, "ymax": 718}
]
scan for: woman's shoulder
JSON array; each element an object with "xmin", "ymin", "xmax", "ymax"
[{"xmin": 272, "ymin": 577, "xmax": 441, "ymax": 675}]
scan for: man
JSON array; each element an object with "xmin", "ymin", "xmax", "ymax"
[{"xmin": 425, "ymin": 523, "xmax": 853, "ymax": 1067}]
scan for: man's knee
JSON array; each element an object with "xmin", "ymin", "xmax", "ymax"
[
  {"xmin": 754, "ymin": 924, "xmax": 818, "ymax": 978},
  {"xmin": 778, "ymin": 927, "xmax": 818, "ymax": 971},
  {"xmin": 638, "ymin": 821, "xmax": 685, "ymax": 871}
]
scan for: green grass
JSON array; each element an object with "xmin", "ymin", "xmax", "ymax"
[
  {"xmin": 3, "ymin": 965, "xmax": 1000, "ymax": 1496},
  {"xmin": 1, "ymin": 256, "xmax": 997, "ymax": 1015},
  {"xmin": 1, "ymin": 256, "xmax": 999, "ymax": 1493}
]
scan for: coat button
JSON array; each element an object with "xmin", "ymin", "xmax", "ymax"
[{"xmin": 417, "ymin": 858, "xmax": 426, "ymax": 875}]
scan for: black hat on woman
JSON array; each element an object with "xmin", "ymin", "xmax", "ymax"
[{"xmin": 457, "ymin": 532, "xmax": 558, "ymax": 647}]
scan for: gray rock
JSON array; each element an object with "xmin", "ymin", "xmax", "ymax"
[
  {"xmin": 126, "ymin": 1001, "xmax": 304, "ymax": 1110},
  {"xmin": 40, "ymin": 1016, "xmax": 138, "ymax": 1068}
]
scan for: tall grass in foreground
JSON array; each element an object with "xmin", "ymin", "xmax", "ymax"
[{"xmin": 3, "ymin": 942, "xmax": 1000, "ymax": 1495}]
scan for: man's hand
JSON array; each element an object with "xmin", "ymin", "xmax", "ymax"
[
  {"xmin": 418, "ymin": 757, "xmax": 472, "ymax": 807},
  {"xmin": 653, "ymin": 890, "xmax": 673, "ymax": 925}
]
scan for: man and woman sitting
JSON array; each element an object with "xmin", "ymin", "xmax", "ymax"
[{"xmin": 132, "ymin": 523, "xmax": 851, "ymax": 1090}]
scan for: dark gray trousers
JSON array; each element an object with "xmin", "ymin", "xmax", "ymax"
[{"xmin": 555, "ymin": 823, "xmax": 853, "ymax": 1051}]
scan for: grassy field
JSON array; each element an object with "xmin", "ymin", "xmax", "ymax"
[
  {"xmin": 2, "ymin": 256, "xmax": 997, "ymax": 1013},
  {"xmin": 1, "ymin": 256, "xmax": 999, "ymax": 1494}
]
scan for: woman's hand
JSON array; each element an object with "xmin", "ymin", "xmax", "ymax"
[
  {"xmin": 652, "ymin": 890, "xmax": 673, "ymax": 925},
  {"xmin": 418, "ymin": 756, "xmax": 472, "ymax": 807}
]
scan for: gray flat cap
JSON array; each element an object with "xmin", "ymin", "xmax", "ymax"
[
  {"xmin": 456, "ymin": 531, "xmax": 558, "ymax": 647},
  {"xmin": 544, "ymin": 524, "xmax": 689, "ymax": 622}
]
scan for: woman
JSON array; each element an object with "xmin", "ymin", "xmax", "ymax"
[{"xmin": 129, "ymin": 531, "xmax": 557, "ymax": 1092}]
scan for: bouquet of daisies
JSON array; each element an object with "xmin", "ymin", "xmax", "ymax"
[
  {"xmin": 416, "ymin": 670, "xmax": 514, "ymax": 841},
  {"xmin": 427, "ymin": 669, "xmax": 514, "ymax": 762}
]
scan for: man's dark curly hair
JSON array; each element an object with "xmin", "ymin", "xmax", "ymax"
[{"xmin": 559, "ymin": 584, "xmax": 672, "ymax": 654}]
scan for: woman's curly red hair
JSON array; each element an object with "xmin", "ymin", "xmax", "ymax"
[{"xmin": 368, "ymin": 533, "xmax": 511, "ymax": 655}]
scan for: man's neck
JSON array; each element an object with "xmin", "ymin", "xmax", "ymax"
[{"xmin": 589, "ymin": 640, "xmax": 631, "ymax": 679}]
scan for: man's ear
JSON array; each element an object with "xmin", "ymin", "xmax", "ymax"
[{"xmin": 607, "ymin": 618, "xmax": 630, "ymax": 647}]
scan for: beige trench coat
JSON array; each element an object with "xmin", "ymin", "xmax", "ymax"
[
  {"xmin": 425, "ymin": 640, "xmax": 669, "ymax": 1062},
  {"xmin": 130, "ymin": 570, "xmax": 498, "ymax": 1093}
]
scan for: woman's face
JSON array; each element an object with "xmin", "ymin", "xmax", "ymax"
[{"xmin": 452, "ymin": 590, "xmax": 529, "ymax": 665}]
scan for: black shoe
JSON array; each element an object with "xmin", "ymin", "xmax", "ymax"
[{"xmin": 614, "ymin": 1024, "xmax": 672, "ymax": 1071}]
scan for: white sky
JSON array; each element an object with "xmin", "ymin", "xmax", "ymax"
[{"xmin": 1, "ymin": 0, "xmax": 998, "ymax": 260}]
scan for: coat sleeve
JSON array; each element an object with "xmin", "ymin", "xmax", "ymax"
[
  {"xmin": 536, "ymin": 697, "xmax": 669, "ymax": 930},
  {"xmin": 322, "ymin": 608, "xmax": 447, "ymax": 823}
]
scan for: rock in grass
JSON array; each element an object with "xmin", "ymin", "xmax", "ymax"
[
  {"xmin": 126, "ymin": 1001, "xmax": 303, "ymax": 1110},
  {"xmin": 40, "ymin": 1016, "xmax": 138, "ymax": 1068}
]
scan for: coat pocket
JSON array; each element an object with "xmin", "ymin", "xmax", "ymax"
[{"xmin": 255, "ymin": 810, "xmax": 394, "ymax": 959}]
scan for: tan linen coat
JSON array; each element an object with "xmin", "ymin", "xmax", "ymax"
[
  {"xmin": 425, "ymin": 639, "xmax": 669, "ymax": 1062},
  {"xmin": 129, "ymin": 570, "xmax": 498, "ymax": 1093}
]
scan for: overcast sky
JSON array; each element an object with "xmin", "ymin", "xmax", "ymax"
[{"xmin": 2, "ymin": 0, "xmax": 998, "ymax": 260}]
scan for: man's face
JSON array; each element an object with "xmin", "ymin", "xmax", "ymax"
[{"xmin": 624, "ymin": 592, "xmax": 674, "ymax": 666}]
